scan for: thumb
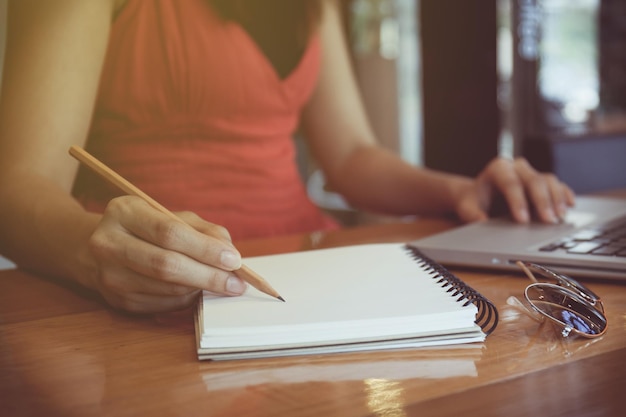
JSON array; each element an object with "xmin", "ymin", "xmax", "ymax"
[{"xmin": 456, "ymin": 199, "xmax": 489, "ymax": 223}]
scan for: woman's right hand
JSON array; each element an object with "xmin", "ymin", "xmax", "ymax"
[{"xmin": 87, "ymin": 196, "xmax": 247, "ymax": 314}]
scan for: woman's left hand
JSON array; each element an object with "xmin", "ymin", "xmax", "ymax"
[{"xmin": 454, "ymin": 156, "xmax": 576, "ymax": 224}]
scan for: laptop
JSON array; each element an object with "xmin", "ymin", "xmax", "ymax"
[{"xmin": 411, "ymin": 195, "xmax": 626, "ymax": 281}]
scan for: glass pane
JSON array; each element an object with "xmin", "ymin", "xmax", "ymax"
[{"xmin": 537, "ymin": 0, "xmax": 599, "ymax": 131}]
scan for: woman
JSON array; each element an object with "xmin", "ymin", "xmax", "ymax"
[{"xmin": 0, "ymin": 0, "xmax": 574, "ymax": 313}]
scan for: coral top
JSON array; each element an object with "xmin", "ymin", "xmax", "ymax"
[{"xmin": 76, "ymin": 0, "xmax": 339, "ymax": 239}]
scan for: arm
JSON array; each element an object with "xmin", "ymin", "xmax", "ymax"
[
  {"xmin": 0, "ymin": 0, "xmax": 114, "ymax": 283},
  {"xmin": 0, "ymin": 0, "xmax": 246, "ymax": 313},
  {"xmin": 301, "ymin": 0, "xmax": 574, "ymax": 223}
]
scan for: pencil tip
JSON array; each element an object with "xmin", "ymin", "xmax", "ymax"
[{"xmin": 278, "ymin": 296, "xmax": 286, "ymax": 302}]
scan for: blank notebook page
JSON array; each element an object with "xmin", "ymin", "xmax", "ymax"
[{"xmin": 199, "ymin": 243, "xmax": 478, "ymax": 348}]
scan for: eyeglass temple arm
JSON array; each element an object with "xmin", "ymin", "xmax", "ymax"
[
  {"xmin": 515, "ymin": 261, "xmax": 539, "ymax": 283},
  {"xmin": 506, "ymin": 295, "xmax": 545, "ymax": 323}
]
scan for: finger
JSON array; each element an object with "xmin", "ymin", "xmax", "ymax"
[
  {"xmin": 564, "ymin": 184, "xmax": 576, "ymax": 207},
  {"xmin": 90, "ymin": 228, "xmax": 248, "ymax": 296},
  {"xmin": 107, "ymin": 197, "xmax": 242, "ymax": 271},
  {"xmin": 178, "ymin": 211, "xmax": 233, "ymax": 242},
  {"xmin": 480, "ymin": 158, "xmax": 530, "ymax": 223},
  {"xmin": 543, "ymin": 175, "xmax": 575, "ymax": 219},
  {"xmin": 553, "ymin": 181, "xmax": 576, "ymax": 218},
  {"xmin": 456, "ymin": 197, "xmax": 489, "ymax": 223},
  {"xmin": 454, "ymin": 181, "xmax": 490, "ymax": 223},
  {"xmin": 96, "ymin": 263, "xmax": 198, "ymax": 297},
  {"xmin": 513, "ymin": 158, "xmax": 559, "ymax": 223}
]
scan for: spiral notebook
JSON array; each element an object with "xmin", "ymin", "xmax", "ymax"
[{"xmin": 195, "ymin": 243, "xmax": 498, "ymax": 361}]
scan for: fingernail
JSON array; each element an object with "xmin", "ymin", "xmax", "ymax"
[
  {"xmin": 220, "ymin": 250, "xmax": 241, "ymax": 270},
  {"xmin": 226, "ymin": 275, "xmax": 246, "ymax": 295},
  {"xmin": 518, "ymin": 208, "xmax": 530, "ymax": 223},
  {"xmin": 545, "ymin": 208, "xmax": 559, "ymax": 224}
]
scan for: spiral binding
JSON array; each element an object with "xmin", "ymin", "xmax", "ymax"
[{"xmin": 404, "ymin": 244, "xmax": 499, "ymax": 335}]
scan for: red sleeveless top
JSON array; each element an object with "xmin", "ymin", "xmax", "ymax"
[{"xmin": 76, "ymin": 0, "xmax": 339, "ymax": 239}]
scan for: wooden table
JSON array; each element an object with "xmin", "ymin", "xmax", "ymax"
[{"xmin": 1, "ymin": 218, "xmax": 625, "ymax": 417}]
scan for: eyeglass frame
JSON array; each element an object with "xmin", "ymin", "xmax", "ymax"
[{"xmin": 512, "ymin": 261, "xmax": 608, "ymax": 339}]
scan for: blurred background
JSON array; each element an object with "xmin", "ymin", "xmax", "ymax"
[
  {"xmin": 2, "ymin": 0, "xmax": 625, "ymax": 220},
  {"xmin": 310, "ymin": 0, "xmax": 626, "ymax": 222},
  {"xmin": 340, "ymin": 0, "xmax": 626, "ymax": 190}
]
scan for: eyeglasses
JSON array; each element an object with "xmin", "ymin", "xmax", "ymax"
[{"xmin": 511, "ymin": 261, "xmax": 607, "ymax": 339}]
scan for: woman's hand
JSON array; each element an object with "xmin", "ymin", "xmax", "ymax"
[
  {"xmin": 87, "ymin": 196, "xmax": 247, "ymax": 314},
  {"xmin": 454, "ymin": 156, "xmax": 576, "ymax": 224}
]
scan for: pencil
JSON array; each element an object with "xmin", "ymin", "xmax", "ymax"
[{"xmin": 69, "ymin": 145, "xmax": 285, "ymax": 302}]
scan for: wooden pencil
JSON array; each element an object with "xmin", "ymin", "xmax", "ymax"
[{"xmin": 69, "ymin": 145, "xmax": 285, "ymax": 302}]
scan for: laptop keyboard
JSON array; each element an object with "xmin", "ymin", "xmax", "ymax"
[{"xmin": 539, "ymin": 215, "xmax": 626, "ymax": 257}]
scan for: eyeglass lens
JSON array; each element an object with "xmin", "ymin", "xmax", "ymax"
[
  {"xmin": 525, "ymin": 283, "xmax": 607, "ymax": 337},
  {"xmin": 520, "ymin": 262, "xmax": 602, "ymax": 309}
]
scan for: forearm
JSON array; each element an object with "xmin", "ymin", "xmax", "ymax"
[
  {"xmin": 0, "ymin": 173, "xmax": 100, "ymax": 289},
  {"xmin": 325, "ymin": 145, "xmax": 473, "ymax": 217}
]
